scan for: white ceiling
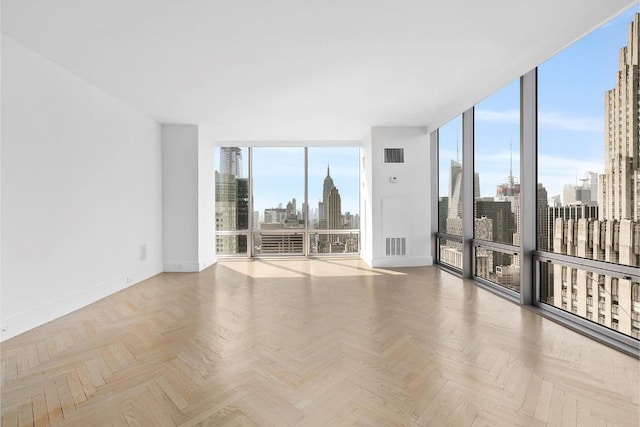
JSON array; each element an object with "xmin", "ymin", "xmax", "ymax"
[{"xmin": 2, "ymin": 0, "xmax": 635, "ymax": 141}]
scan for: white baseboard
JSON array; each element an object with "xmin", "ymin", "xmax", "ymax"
[
  {"xmin": 198, "ymin": 256, "xmax": 217, "ymax": 271},
  {"xmin": 164, "ymin": 257, "xmax": 217, "ymax": 273},
  {"xmin": 361, "ymin": 255, "xmax": 374, "ymax": 267},
  {"xmin": 163, "ymin": 261, "xmax": 202, "ymax": 272},
  {"xmin": 369, "ymin": 256, "xmax": 433, "ymax": 268},
  {"xmin": 0, "ymin": 264, "xmax": 162, "ymax": 342}
]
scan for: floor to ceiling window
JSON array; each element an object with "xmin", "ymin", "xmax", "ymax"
[
  {"xmin": 433, "ymin": 5, "xmax": 639, "ymax": 353},
  {"xmin": 537, "ymin": 7, "xmax": 640, "ymax": 340},
  {"xmin": 307, "ymin": 147, "xmax": 360, "ymax": 255},
  {"xmin": 437, "ymin": 115, "xmax": 464, "ymax": 270},
  {"xmin": 473, "ymin": 79, "xmax": 521, "ymax": 292},
  {"xmin": 215, "ymin": 146, "xmax": 360, "ymax": 257},
  {"xmin": 252, "ymin": 147, "xmax": 305, "ymax": 255}
]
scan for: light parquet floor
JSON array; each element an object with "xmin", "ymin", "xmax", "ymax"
[{"xmin": 1, "ymin": 259, "xmax": 639, "ymax": 426}]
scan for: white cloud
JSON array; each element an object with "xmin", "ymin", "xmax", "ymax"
[
  {"xmin": 475, "ymin": 108, "xmax": 603, "ymax": 133},
  {"xmin": 538, "ymin": 153, "xmax": 603, "ymax": 197},
  {"xmin": 537, "ymin": 153, "xmax": 602, "ymax": 174},
  {"xmin": 475, "ymin": 151, "xmax": 520, "ymax": 164},
  {"xmin": 475, "ymin": 109, "xmax": 519, "ymax": 124},
  {"xmin": 538, "ymin": 111, "xmax": 603, "ymax": 133}
]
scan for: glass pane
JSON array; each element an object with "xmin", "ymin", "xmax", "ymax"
[
  {"xmin": 540, "ymin": 261, "xmax": 639, "ymax": 340},
  {"xmin": 474, "ymin": 80, "xmax": 520, "ymax": 246},
  {"xmin": 253, "ymin": 233, "xmax": 304, "ymax": 255},
  {"xmin": 439, "ymin": 237, "xmax": 463, "ymax": 270},
  {"xmin": 215, "ymin": 235, "xmax": 248, "ymax": 256},
  {"xmin": 252, "ymin": 148, "xmax": 305, "ymax": 231},
  {"xmin": 475, "ymin": 248, "xmax": 520, "ymax": 293},
  {"xmin": 538, "ymin": 7, "xmax": 639, "ymax": 269},
  {"xmin": 438, "ymin": 115, "xmax": 464, "ymax": 236},
  {"xmin": 215, "ymin": 147, "xmax": 249, "ymax": 231},
  {"xmin": 309, "ymin": 232, "xmax": 359, "ymax": 255},
  {"xmin": 308, "ymin": 147, "xmax": 359, "ymax": 231}
]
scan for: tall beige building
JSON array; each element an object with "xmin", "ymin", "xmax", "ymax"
[
  {"xmin": 327, "ymin": 187, "xmax": 342, "ymax": 230},
  {"xmin": 553, "ymin": 13, "xmax": 640, "ymax": 339},
  {"xmin": 600, "ymin": 14, "xmax": 640, "ymax": 222},
  {"xmin": 215, "ymin": 147, "xmax": 248, "ymax": 255}
]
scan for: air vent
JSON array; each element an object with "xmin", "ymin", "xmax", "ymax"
[
  {"xmin": 384, "ymin": 148, "xmax": 404, "ymax": 163},
  {"xmin": 385, "ymin": 237, "xmax": 406, "ymax": 256}
]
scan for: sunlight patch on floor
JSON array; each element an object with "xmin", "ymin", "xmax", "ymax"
[{"xmin": 219, "ymin": 258, "xmax": 406, "ymax": 279}]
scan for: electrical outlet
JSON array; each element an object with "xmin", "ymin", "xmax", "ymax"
[{"xmin": 140, "ymin": 244, "xmax": 147, "ymax": 261}]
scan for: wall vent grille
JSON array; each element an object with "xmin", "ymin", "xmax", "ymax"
[
  {"xmin": 385, "ymin": 237, "xmax": 406, "ymax": 256},
  {"xmin": 384, "ymin": 148, "xmax": 404, "ymax": 163}
]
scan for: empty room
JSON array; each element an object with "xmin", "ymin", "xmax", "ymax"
[{"xmin": 1, "ymin": 1, "xmax": 639, "ymax": 426}]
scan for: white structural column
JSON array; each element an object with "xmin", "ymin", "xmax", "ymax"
[
  {"xmin": 162, "ymin": 124, "xmax": 216, "ymax": 272},
  {"xmin": 520, "ymin": 70, "xmax": 537, "ymax": 305},
  {"xmin": 198, "ymin": 127, "xmax": 217, "ymax": 267},
  {"xmin": 360, "ymin": 127, "xmax": 432, "ymax": 268},
  {"xmin": 462, "ymin": 109, "xmax": 475, "ymax": 279},
  {"xmin": 430, "ymin": 130, "xmax": 439, "ymax": 261}
]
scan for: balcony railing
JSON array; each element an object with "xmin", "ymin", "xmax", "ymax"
[{"xmin": 216, "ymin": 229, "xmax": 360, "ymax": 257}]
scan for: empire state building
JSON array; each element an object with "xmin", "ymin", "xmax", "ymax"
[{"xmin": 319, "ymin": 165, "xmax": 342, "ymax": 230}]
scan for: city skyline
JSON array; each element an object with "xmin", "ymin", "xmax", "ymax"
[
  {"xmin": 548, "ymin": 9, "xmax": 639, "ymax": 336},
  {"xmin": 439, "ymin": 7, "xmax": 639, "ymax": 338},
  {"xmin": 214, "ymin": 147, "xmax": 360, "ymax": 221},
  {"xmin": 439, "ymin": 5, "xmax": 638, "ymax": 204},
  {"xmin": 217, "ymin": 0, "xmax": 635, "ymax": 216},
  {"xmin": 215, "ymin": 146, "xmax": 359, "ymax": 254}
]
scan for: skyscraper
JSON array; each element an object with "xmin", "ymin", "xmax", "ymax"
[
  {"xmin": 313, "ymin": 163, "xmax": 353, "ymax": 253},
  {"xmin": 476, "ymin": 200, "xmax": 515, "ymax": 245},
  {"xmin": 327, "ymin": 187, "xmax": 342, "ymax": 230},
  {"xmin": 320, "ymin": 165, "xmax": 335, "ymax": 227},
  {"xmin": 215, "ymin": 172, "xmax": 248, "ymax": 254},
  {"xmin": 600, "ymin": 14, "xmax": 639, "ymax": 222},
  {"xmin": 563, "ymin": 172, "xmax": 598, "ymax": 206},
  {"xmin": 550, "ymin": 13, "xmax": 640, "ymax": 338},
  {"xmin": 220, "ymin": 147, "xmax": 243, "ymax": 176},
  {"xmin": 448, "ymin": 160, "xmax": 464, "ymax": 221},
  {"xmin": 446, "ymin": 159, "xmax": 480, "ymax": 235},
  {"xmin": 216, "ymin": 147, "xmax": 248, "ymax": 254},
  {"xmin": 536, "ymin": 183, "xmax": 550, "ymax": 251}
]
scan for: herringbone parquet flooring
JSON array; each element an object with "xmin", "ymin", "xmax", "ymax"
[{"xmin": 1, "ymin": 259, "xmax": 638, "ymax": 426}]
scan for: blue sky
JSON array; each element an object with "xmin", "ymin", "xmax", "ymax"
[
  {"xmin": 307, "ymin": 147, "xmax": 360, "ymax": 216},
  {"xmin": 439, "ymin": 5, "xmax": 637, "ymax": 202},
  {"xmin": 217, "ymin": 147, "xmax": 360, "ymax": 219},
  {"xmin": 219, "ymin": 4, "xmax": 638, "ymax": 218}
]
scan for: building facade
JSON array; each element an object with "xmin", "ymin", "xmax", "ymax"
[
  {"xmin": 215, "ymin": 147, "xmax": 249, "ymax": 254},
  {"xmin": 551, "ymin": 14, "xmax": 640, "ymax": 338}
]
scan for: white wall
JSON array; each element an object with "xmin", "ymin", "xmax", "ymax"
[
  {"xmin": 198, "ymin": 127, "xmax": 216, "ymax": 268},
  {"xmin": 162, "ymin": 124, "xmax": 216, "ymax": 272},
  {"xmin": 360, "ymin": 132, "xmax": 374, "ymax": 263},
  {"xmin": 1, "ymin": 36, "xmax": 163, "ymax": 340},
  {"xmin": 162, "ymin": 124, "xmax": 199, "ymax": 271},
  {"xmin": 361, "ymin": 127, "xmax": 432, "ymax": 268}
]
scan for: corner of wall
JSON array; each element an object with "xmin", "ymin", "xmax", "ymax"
[
  {"xmin": 198, "ymin": 127, "xmax": 216, "ymax": 268},
  {"xmin": 360, "ymin": 130, "xmax": 374, "ymax": 262},
  {"xmin": 1, "ymin": 38, "xmax": 163, "ymax": 341},
  {"xmin": 199, "ymin": 257, "xmax": 217, "ymax": 272},
  {"xmin": 1, "ymin": 262, "xmax": 163, "ymax": 342},
  {"xmin": 370, "ymin": 256, "xmax": 433, "ymax": 268}
]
